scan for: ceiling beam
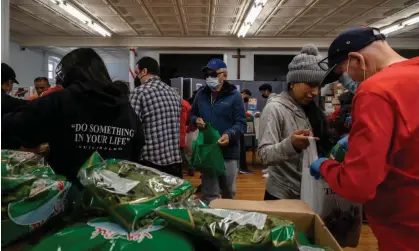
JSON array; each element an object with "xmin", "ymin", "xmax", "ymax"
[{"xmin": 16, "ymin": 36, "xmax": 419, "ymax": 49}]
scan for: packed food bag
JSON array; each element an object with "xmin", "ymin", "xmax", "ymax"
[
  {"xmin": 1, "ymin": 150, "xmax": 71, "ymax": 247},
  {"xmin": 300, "ymin": 139, "xmax": 362, "ymax": 247},
  {"xmin": 78, "ymin": 152, "xmax": 195, "ymax": 232},
  {"xmin": 156, "ymin": 201, "xmax": 297, "ymax": 250},
  {"xmin": 30, "ymin": 217, "xmax": 195, "ymax": 251},
  {"xmin": 191, "ymin": 124, "xmax": 225, "ymax": 177},
  {"xmin": 1, "ymin": 150, "xmax": 48, "ymax": 176}
]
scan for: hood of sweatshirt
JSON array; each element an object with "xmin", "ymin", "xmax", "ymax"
[{"xmin": 66, "ymin": 80, "xmax": 129, "ymax": 110}]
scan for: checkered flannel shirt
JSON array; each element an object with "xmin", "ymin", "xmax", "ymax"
[{"xmin": 129, "ymin": 76, "xmax": 182, "ymax": 166}]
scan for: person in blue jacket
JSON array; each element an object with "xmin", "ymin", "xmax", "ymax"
[{"xmin": 190, "ymin": 58, "xmax": 246, "ymax": 205}]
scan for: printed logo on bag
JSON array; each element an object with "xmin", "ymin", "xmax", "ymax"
[
  {"xmin": 29, "ymin": 179, "xmax": 47, "ymax": 196},
  {"xmin": 71, "ymin": 124, "xmax": 135, "ymax": 152},
  {"xmin": 88, "ymin": 220, "xmax": 164, "ymax": 244}
]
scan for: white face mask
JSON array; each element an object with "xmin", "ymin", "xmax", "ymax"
[
  {"xmin": 206, "ymin": 77, "xmax": 221, "ymax": 90},
  {"xmin": 339, "ymin": 72, "xmax": 359, "ymax": 94}
]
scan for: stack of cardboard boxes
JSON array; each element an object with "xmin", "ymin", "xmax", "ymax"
[{"xmin": 324, "ymin": 82, "xmax": 346, "ymax": 115}]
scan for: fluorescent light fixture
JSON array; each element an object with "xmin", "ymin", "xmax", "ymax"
[
  {"xmin": 244, "ymin": 5, "xmax": 263, "ymax": 24},
  {"xmin": 403, "ymin": 15, "xmax": 419, "ymax": 26},
  {"xmin": 237, "ymin": 0, "xmax": 267, "ymax": 37},
  {"xmin": 238, "ymin": 25, "xmax": 251, "ymax": 37},
  {"xmin": 381, "ymin": 14, "xmax": 419, "ymax": 36},
  {"xmin": 88, "ymin": 22, "xmax": 111, "ymax": 37},
  {"xmin": 255, "ymin": 0, "xmax": 268, "ymax": 4},
  {"xmin": 381, "ymin": 24, "xmax": 404, "ymax": 35},
  {"xmin": 50, "ymin": 0, "xmax": 111, "ymax": 37}
]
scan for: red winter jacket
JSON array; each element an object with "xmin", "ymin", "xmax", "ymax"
[
  {"xmin": 320, "ymin": 57, "xmax": 419, "ymax": 251},
  {"xmin": 180, "ymin": 99, "xmax": 191, "ymax": 148}
]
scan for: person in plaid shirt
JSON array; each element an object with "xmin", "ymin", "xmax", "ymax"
[{"xmin": 130, "ymin": 57, "xmax": 183, "ymax": 178}]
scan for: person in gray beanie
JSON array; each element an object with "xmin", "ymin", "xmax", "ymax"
[{"xmin": 258, "ymin": 44, "xmax": 335, "ymax": 200}]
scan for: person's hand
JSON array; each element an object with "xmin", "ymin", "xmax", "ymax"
[
  {"xmin": 309, "ymin": 158, "xmax": 328, "ymax": 180},
  {"xmin": 254, "ymin": 112, "xmax": 261, "ymax": 118},
  {"xmin": 218, "ymin": 134, "xmax": 229, "ymax": 146},
  {"xmin": 196, "ymin": 118, "xmax": 206, "ymax": 129},
  {"xmin": 291, "ymin": 130, "xmax": 318, "ymax": 151}
]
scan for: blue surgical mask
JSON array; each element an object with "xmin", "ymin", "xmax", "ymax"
[
  {"xmin": 206, "ymin": 77, "xmax": 221, "ymax": 90},
  {"xmin": 339, "ymin": 72, "xmax": 359, "ymax": 94}
]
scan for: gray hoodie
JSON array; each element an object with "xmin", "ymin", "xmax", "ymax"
[{"xmin": 257, "ymin": 91, "xmax": 312, "ymax": 199}]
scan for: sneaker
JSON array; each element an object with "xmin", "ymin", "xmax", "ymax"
[
  {"xmin": 239, "ymin": 168, "xmax": 253, "ymax": 174},
  {"xmin": 262, "ymin": 168, "xmax": 269, "ymax": 174},
  {"xmin": 263, "ymin": 173, "xmax": 269, "ymax": 179}
]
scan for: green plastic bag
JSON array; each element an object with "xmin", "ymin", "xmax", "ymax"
[
  {"xmin": 1, "ymin": 150, "xmax": 71, "ymax": 247},
  {"xmin": 191, "ymin": 124, "xmax": 225, "ymax": 177},
  {"xmin": 31, "ymin": 217, "xmax": 195, "ymax": 251},
  {"xmin": 1, "ymin": 150, "xmax": 47, "ymax": 176},
  {"xmin": 78, "ymin": 152, "xmax": 195, "ymax": 232},
  {"xmin": 156, "ymin": 202, "xmax": 297, "ymax": 250},
  {"xmin": 328, "ymin": 142, "xmax": 347, "ymax": 162}
]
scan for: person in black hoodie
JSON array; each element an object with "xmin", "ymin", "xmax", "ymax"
[
  {"xmin": 1, "ymin": 63, "xmax": 29, "ymax": 117},
  {"xmin": 2, "ymin": 48, "xmax": 144, "ymax": 182}
]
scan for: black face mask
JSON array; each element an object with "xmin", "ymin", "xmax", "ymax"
[
  {"xmin": 262, "ymin": 94, "xmax": 269, "ymax": 99},
  {"xmin": 134, "ymin": 76, "xmax": 141, "ymax": 87},
  {"xmin": 243, "ymin": 97, "xmax": 249, "ymax": 103}
]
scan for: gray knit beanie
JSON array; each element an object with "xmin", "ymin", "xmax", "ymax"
[{"xmin": 286, "ymin": 44, "xmax": 324, "ymax": 85}]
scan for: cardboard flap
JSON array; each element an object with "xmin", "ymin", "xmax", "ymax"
[{"xmin": 210, "ymin": 199, "xmax": 315, "ymax": 215}]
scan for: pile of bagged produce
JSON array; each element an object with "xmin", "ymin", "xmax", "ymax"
[{"xmin": 2, "ymin": 150, "xmax": 336, "ymax": 251}]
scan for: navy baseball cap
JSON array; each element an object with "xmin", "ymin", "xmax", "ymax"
[
  {"xmin": 1, "ymin": 63, "xmax": 20, "ymax": 84},
  {"xmin": 201, "ymin": 58, "xmax": 227, "ymax": 72},
  {"xmin": 319, "ymin": 27, "xmax": 386, "ymax": 85}
]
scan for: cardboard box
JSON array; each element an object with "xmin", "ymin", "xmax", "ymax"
[{"xmin": 210, "ymin": 199, "xmax": 343, "ymax": 251}]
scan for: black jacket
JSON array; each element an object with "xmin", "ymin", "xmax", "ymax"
[
  {"xmin": 2, "ymin": 81, "xmax": 144, "ymax": 182},
  {"xmin": 1, "ymin": 90, "xmax": 29, "ymax": 117}
]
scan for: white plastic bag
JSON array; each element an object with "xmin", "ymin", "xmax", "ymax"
[
  {"xmin": 300, "ymin": 138, "xmax": 362, "ymax": 248},
  {"xmin": 185, "ymin": 129, "xmax": 198, "ymax": 157}
]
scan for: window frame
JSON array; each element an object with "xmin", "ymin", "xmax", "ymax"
[{"xmin": 47, "ymin": 56, "xmax": 61, "ymax": 84}]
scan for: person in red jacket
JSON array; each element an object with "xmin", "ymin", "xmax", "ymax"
[
  {"xmin": 180, "ymin": 99, "xmax": 192, "ymax": 175},
  {"xmin": 310, "ymin": 27, "xmax": 419, "ymax": 251}
]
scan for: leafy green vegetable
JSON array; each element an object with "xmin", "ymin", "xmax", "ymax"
[
  {"xmin": 157, "ymin": 206, "xmax": 297, "ymax": 250},
  {"xmin": 78, "ymin": 152, "xmax": 195, "ymax": 232},
  {"xmin": 1, "ymin": 150, "xmax": 71, "ymax": 247}
]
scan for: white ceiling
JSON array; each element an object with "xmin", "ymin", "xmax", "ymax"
[
  {"xmin": 44, "ymin": 46, "xmax": 128, "ymax": 62},
  {"xmin": 9, "ymin": 0, "xmax": 419, "ymax": 48}
]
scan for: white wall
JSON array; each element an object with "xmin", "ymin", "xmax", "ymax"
[
  {"xmin": 106, "ymin": 61, "xmax": 129, "ymax": 82},
  {"xmin": 9, "ymin": 41, "xmax": 46, "ymax": 88},
  {"xmin": 2, "ymin": 0, "xmax": 10, "ymax": 63},
  {"xmin": 132, "ymin": 48, "xmax": 327, "ymax": 81}
]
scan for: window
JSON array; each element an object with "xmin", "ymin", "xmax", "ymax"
[{"xmin": 47, "ymin": 56, "xmax": 61, "ymax": 83}]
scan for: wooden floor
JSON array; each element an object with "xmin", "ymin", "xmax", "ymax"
[{"xmin": 183, "ymin": 153, "xmax": 378, "ymax": 251}]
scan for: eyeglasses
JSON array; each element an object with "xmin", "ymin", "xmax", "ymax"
[
  {"xmin": 318, "ymin": 57, "xmax": 329, "ymax": 71},
  {"xmin": 204, "ymin": 70, "xmax": 227, "ymax": 78}
]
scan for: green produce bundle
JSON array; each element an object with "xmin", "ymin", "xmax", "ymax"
[
  {"xmin": 328, "ymin": 141, "xmax": 347, "ymax": 163},
  {"xmin": 1, "ymin": 150, "xmax": 49, "ymax": 176},
  {"xmin": 1, "ymin": 152, "xmax": 71, "ymax": 247},
  {"xmin": 78, "ymin": 152, "xmax": 195, "ymax": 232},
  {"xmin": 156, "ymin": 205, "xmax": 297, "ymax": 250},
  {"xmin": 30, "ymin": 217, "xmax": 195, "ymax": 251}
]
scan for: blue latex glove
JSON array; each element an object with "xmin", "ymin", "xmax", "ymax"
[
  {"xmin": 310, "ymin": 158, "xmax": 328, "ymax": 180},
  {"xmin": 338, "ymin": 135, "xmax": 349, "ymax": 151},
  {"xmin": 345, "ymin": 115, "xmax": 352, "ymax": 124}
]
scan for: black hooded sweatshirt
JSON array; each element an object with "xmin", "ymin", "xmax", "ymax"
[{"xmin": 2, "ymin": 81, "xmax": 144, "ymax": 182}]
